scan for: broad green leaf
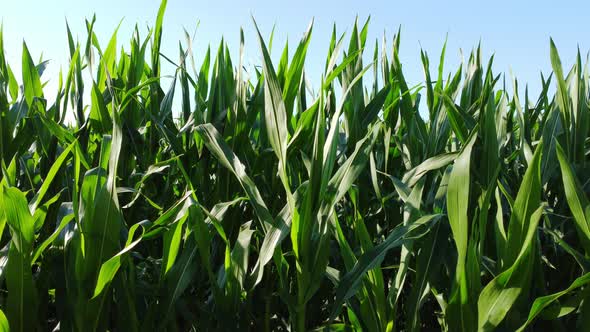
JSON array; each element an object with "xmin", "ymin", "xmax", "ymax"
[
  {"xmin": 29, "ymin": 141, "xmax": 75, "ymax": 212},
  {"xmin": 331, "ymin": 214, "xmax": 440, "ymax": 319},
  {"xmin": 196, "ymin": 123, "xmax": 274, "ymax": 232},
  {"xmin": 446, "ymin": 132, "xmax": 477, "ymax": 332},
  {"xmin": 21, "ymin": 42, "xmax": 43, "ymax": 107},
  {"xmin": 402, "ymin": 152, "xmax": 458, "ymax": 187},
  {"xmin": 1, "ymin": 186, "xmax": 37, "ymax": 332},
  {"xmin": 92, "ymin": 223, "xmax": 146, "ymax": 298},
  {"xmin": 556, "ymin": 142, "xmax": 590, "ymax": 253},
  {"xmin": 0, "ymin": 309, "xmax": 8, "ymax": 332},
  {"xmin": 517, "ymin": 272, "xmax": 590, "ymax": 331},
  {"xmin": 477, "ymin": 207, "xmax": 543, "ymax": 331},
  {"xmin": 477, "ymin": 142, "xmax": 544, "ymax": 331}
]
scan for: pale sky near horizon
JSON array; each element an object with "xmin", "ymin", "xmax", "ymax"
[{"xmin": 1, "ymin": 0, "xmax": 589, "ymax": 110}]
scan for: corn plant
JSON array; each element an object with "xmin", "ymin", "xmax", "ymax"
[{"xmin": 0, "ymin": 1, "xmax": 590, "ymax": 331}]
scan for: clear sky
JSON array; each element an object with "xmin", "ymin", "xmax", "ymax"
[{"xmin": 1, "ymin": 0, "xmax": 589, "ymax": 106}]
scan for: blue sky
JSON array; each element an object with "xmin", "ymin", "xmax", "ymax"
[{"xmin": 1, "ymin": 0, "xmax": 588, "ymax": 107}]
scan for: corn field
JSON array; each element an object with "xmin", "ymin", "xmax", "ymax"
[{"xmin": 0, "ymin": 1, "xmax": 589, "ymax": 331}]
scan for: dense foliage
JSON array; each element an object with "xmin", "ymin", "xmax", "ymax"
[{"xmin": 0, "ymin": 1, "xmax": 589, "ymax": 331}]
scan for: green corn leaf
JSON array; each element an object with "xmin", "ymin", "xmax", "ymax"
[
  {"xmin": 477, "ymin": 142, "xmax": 544, "ymax": 331},
  {"xmin": 252, "ymin": 18, "xmax": 292, "ymax": 199},
  {"xmin": 321, "ymin": 123, "xmax": 380, "ymax": 215},
  {"xmin": 556, "ymin": 142, "xmax": 590, "ymax": 253},
  {"xmin": 29, "ymin": 141, "xmax": 75, "ymax": 212},
  {"xmin": 196, "ymin": 123, "xmax": 274, "ymax": 232},
  {"xmin": 445, "ymin": 132, "xmax": 477, "ymax": 332},
  {"xmin": 402, "ymin": 152, "xmax": 459, "ymax": 187},
  {"xmin": 503, "ymin": 141, "xmax": 543, "ymax": 268},
  {"xmin": 92, "ymin": 222, "xmax": 146, "ymax": 298},
  {"xmin": 1, "ymin": 186, "xmax": 37, "ymax": 332},
  {"xmin": 21, "ymin": 42, "xmax": 43, "ymax": 107},
  {"xmin": 517, "ymin": 272, "xmax": 590, "ymax": 331},
  {"xmin": 550, "ymin": 38, "xmax": 571, "ymax": 135},
  {"xmin": 0, "ymin": 309, "xmax": 8, "ymax": 332},
  {"xmin": 283, "ymin": 20, "xmax": 313, "ymax": 117},
  {"xmin": 477, "ymin": 206, "xmax": 544, "ymax": 331},
  {"xmin": 331, "ymin": 214, "xmax": 440, "ymax": 319}
]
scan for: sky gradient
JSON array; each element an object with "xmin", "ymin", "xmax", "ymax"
[{"xmin": 1, "ymin": 0, "xmax": 588, "ymax": 106}]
